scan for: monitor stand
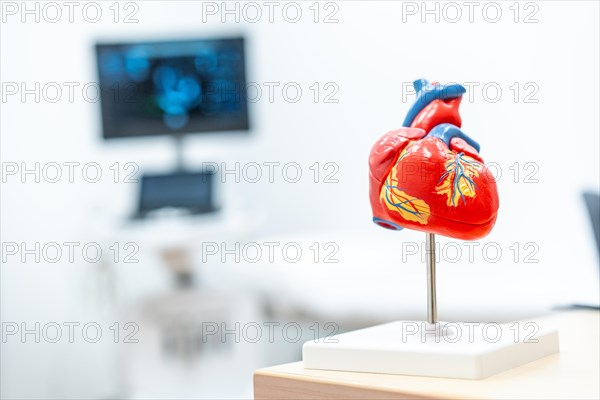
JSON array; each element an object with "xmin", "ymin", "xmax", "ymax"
[{"xmin": 174, "ymin": 134, "xmax": 186, "ymax": 172}]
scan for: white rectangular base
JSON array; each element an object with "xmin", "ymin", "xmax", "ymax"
[{"xmin": 303, "ymin": 321, "xmax": 559, "ymax": 379}]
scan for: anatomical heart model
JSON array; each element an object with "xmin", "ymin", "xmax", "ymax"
[
  {"xmin": 369, "ymin": 79, "xmax": 499, "ymax": 321},
  {"xmin": 305, "ymin": 80, "xmax": 555, "ymax": 379}
]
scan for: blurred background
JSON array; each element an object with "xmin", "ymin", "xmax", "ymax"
[{"xmin": 1, "ymin": 1, "xmax": 599, "ymax": 399}]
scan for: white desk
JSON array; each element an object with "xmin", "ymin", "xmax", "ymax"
[{"xmin": 255, "ymin": 310, "xmax": 599, "ymax": 399}]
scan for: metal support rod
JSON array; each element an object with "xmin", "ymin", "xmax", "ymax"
[
  {"xmin": 425, "ymin": 233, "xmax": 437, "ymax": 324},
  {"xmin": 174, "ymin": 134, "xmax": 185, "ymax": 171}
]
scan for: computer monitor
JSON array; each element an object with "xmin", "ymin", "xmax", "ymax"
[
  {"xmin": 95, "ymin": 37, "xmax": 249, "ymax": 139},
  {"xmin": 137, "ymin": 171, "xmax": 218, "ymax": 218},
  {"xmin": 584, "ymin": 192, "xmax": 600, "ymax": 258}
]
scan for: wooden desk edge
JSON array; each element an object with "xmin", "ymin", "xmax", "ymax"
[
  {"xmin": 254, "ymin": 365, "xmax": 461, "ymax": 400},
  {"xmin": 254, "ymin": 311, "xmax": 599, "ymax": 400}
]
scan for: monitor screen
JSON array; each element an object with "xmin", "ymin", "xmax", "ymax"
[
  {"xmin": 96, "ymin": 37, "xmax": 249, "ymax": 138},
  {"xmin": 584, "ymin": 192, "xmax": 600, "ymax": 257},
  {"xmin": 138, "ymin": 172, "xmax": 217, "ymax": 217}
]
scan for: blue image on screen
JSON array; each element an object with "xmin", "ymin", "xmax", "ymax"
[{"xmin": 96, "ymin": 38, "xmax": 249, "ymax": 138}]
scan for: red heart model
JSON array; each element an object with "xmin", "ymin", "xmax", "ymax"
[{"xmin": 369, "ymin": 80, "xmax": 499, "ymax": 240}]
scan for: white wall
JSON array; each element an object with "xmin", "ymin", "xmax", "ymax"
[{"xmin": 1, "ymin": 1, "xmax": 599, "ymax": 398}]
